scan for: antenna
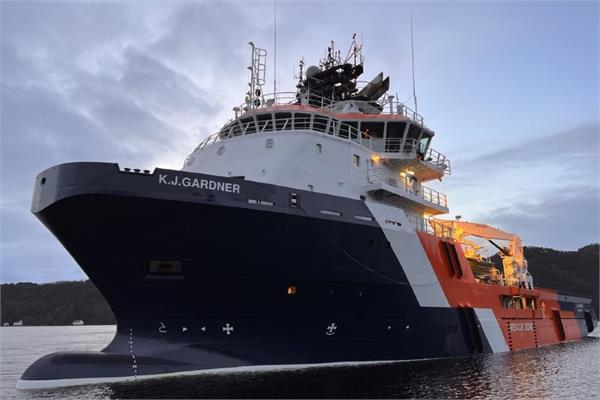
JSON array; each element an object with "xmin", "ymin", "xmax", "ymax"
[
  {"xmin": 410, "ymin": 10, "xmax": 418, "ymax": 115},
  {"xmin": 273, "ymin": 0, "xmax": 277, "ymax": 96}
]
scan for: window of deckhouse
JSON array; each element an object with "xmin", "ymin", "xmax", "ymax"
[
  {"xmin": 406, "ymin": 123, "xmax": 423, "ymax": 142},
  {"xmin": 386, "ymin": 122, "xmax": 406, "ymax": 152},
  {"xmin": 360, "ymin": 121, "xmax": 385, "ymax": 139},
  {"xmin": 256, "ymin": 113, "xmax": 273, "ymax": 133},
  {"xmin": 240, "ymin": 117, "xmax": 256, "ymax": 134},
  {"xmin": 328, "ymin": 119, "xmax": 339, "ymax": 136},
  {"xmin": 499, "ymin": 295, "xmax": 537, "ymax": 310},
  {"xmin": 339, "ymin": 121, "xmax": 359, "ymax": 139},
  {"xmin": 294, "ymin": 113, "xmax": 311, "ymax": 130},
  {"xmin": 313, "ymin": 115, "xmax": 329, "ymax": 133},
  {"xmin": 275, "ymin": 112, "xmax": 293, "ymax": 131},
  {"xmin": 419, "ymin": 134, "xmax": 431, "ymax": 154},
  {"xmin": 386, "ymin": 122, "xmax": 405, "ymax": 139}
]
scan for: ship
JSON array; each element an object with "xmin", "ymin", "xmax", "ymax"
[{"xmin": 18, "ymin": 38, "xmax": 597, "ymax": 389}]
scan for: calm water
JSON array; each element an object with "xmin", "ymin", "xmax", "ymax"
[{"xmin": 1, "ymin": 325, "xmax": 599, "ymax": 399}]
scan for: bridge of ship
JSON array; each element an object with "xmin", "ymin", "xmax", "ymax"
[{"xmin": 189, "ymin": 92, "xmax": 451, "ymax": 214}]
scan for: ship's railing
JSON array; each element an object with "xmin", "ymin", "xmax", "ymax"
[
  {"xmin": 427, "ymin": 218, "xmax": 454, "ymax": 238},
  {"xmin": 366, "ymin": 167, "xmax": 448, "ymax": 208},
  {"xmin": 370, "ymin": 138, "xmax": 450, "ymax": 174},
  {"xmin": 187, "ymin": 115, "xmax": 449, "ymax": 175},
  {"xmin": 407, "ymin": 214, "xmax": 454, "ymax": 239},
  {"xmin": 235, "ymin": 91, "xmax": 425, "ymax": 126}
]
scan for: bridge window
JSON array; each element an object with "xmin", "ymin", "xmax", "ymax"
[
  {"xmin": 313, "ymin": 116, "xmax": 329, "ymax": 132},
  {"xmin": 328, "ymin": 119, "xmax": 339, "ymax": 136},
  {"xmin": 275, "ymin": 112, "xmax": 293, "ymax": 130},
  {"xmin": 294, "ymin": 113, "xmax": 311, "ymax": 130},
  {"xmin": 386, "ymin": 122, "xmax": 406, "ymax": 139},
  {"xmin": 407, "ymin": 123, "xmax": 422, "ymax": 140},
  {"xmin": 240, "ymin": 117, "xmax": 256, "ymax": 134},
  {"xmin": 419, "ymin": 135, "xmax": 431, "ymax": 154},
  {"xmin": 256, "ymin": 113, "xmax": 273, "ymax": 133},
  {"xmin": 340, "ymin": 121, "xmax": 359, "ymax": 139},
  {"xmin": 361, "ymin": 121, "xmax": 384, "ymax": 138}
]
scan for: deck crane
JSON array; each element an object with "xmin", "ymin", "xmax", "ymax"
[{"xmin": 430, "ymin": 219, "xmax": 533, "ymax": 288}]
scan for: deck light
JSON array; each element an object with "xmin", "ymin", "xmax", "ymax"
[{"xmin": 287, "ymin": 286, "xmax": 297, "ymax": 295}]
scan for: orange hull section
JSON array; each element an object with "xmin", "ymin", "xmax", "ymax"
[{"xmin": 417, "ymin": 232, "xmax": 587, "ymax": 351}]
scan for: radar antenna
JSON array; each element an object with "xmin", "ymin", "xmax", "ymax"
[
  {"xmin": 246, "ymin": 42, "xmax": 267, "ymax": 112},
  {"xmin": 344, "ymin": 33, "xmax": 364, "ymax": 66}
]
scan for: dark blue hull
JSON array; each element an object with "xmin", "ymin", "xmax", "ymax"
[{"xmin": 20, "ymin": 162, "xmax": 498, "ymax": 386}]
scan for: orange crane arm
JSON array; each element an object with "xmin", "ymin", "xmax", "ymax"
[{"xmin": 431, "ymin": 219, "xmax": 524, "ymax": 268}]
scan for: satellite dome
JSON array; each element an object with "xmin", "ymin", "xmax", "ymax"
[{"xmin": 306, "ymin": 65, "xmax": 321, "ymax": 79}]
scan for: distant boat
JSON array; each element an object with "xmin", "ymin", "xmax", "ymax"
[
  {"xmin": 12, "ymin": 320, "xmax": 23, "ymax": 326},
  {"xmin": 72, "ymin": 320, "xmax": 84, "ymax": 326},
  {"xmin": 2, "ymin": 323, "xmax": 9, "ymax": 327}
]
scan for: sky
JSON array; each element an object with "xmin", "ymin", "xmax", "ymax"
[{"xmin": 1, "ymin": 1, "xmax": 598, "ymax": 283}]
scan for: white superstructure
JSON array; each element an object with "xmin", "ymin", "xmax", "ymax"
[{"xmin": 183, "ymin": 40, "xmax": 451, "ymax": 234}]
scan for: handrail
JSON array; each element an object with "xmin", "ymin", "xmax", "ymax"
[
  {"xmin": 233, "ymin": 90, "xmax": 426, "ymax": 126},
  {"xmin": 366, "ymin": 167, "xmax": 448, "ymax": 208},
  {"xmin": 408, "ymin": 216, "xmax": 453, "ymax": 239},
  {"xmin": 185, "ymin": 115, "xmax": 450, "ymax": 175}
]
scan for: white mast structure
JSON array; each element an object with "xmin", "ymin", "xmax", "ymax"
[{"xmin": 410, "ymin": 11, "xmax": 418, "ymax": 115}]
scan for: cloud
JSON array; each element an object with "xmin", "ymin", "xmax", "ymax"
[
  {"xmin": 457, "ymin": 123, "xmax": 599, "ymax": 176},
  {"xmin": 480, "ymin": 186, "xmax": 599, "ymax": 250},
  {"xmin": 435, "ymin": 124, "xmax": 599, "ymax": 248},
  {"xmin": 1, "ymin": 2, "xmax": 598, "ymax": 283},
  {"xmin": 1, "ymin": 2, "xmax": 253, "ymax": 283}
]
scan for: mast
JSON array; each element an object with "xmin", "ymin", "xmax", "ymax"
[
  {"xmin": 273, "ymin": 0, "xmax": 277, "ymax": 96},
  {"xmin": 410, "ymin": 11, "xmax": 418, "ymax": 115}
]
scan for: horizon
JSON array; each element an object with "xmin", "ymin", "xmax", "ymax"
[{"xmin": 1, "ymin": 1, "xmax": 599, "ymax": 283}]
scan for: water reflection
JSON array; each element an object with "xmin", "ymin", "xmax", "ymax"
[
  {"xmin": 101, "ymin": 337, "xmax": 599, "ymax": 399},
  {"xmin": 3, "ymin": 325, "xmax": 597, "ymax": 399}
]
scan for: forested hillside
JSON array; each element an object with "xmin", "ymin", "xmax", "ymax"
[
  {"xmin": 525, "ymin": 244, "xmax": 599, "ymax": 316},
  {"xmin": 1, "ymin": 280, "xmax": 115, "ymax": 326}
]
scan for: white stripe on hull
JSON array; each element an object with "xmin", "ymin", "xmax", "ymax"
[
  {"xmin": 365, "ymin": 202, "xmax": 449, "ymax": 308},
  {"xmin": 474, "ymin": 308, "xmax": 510, "ymax": 353}
]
